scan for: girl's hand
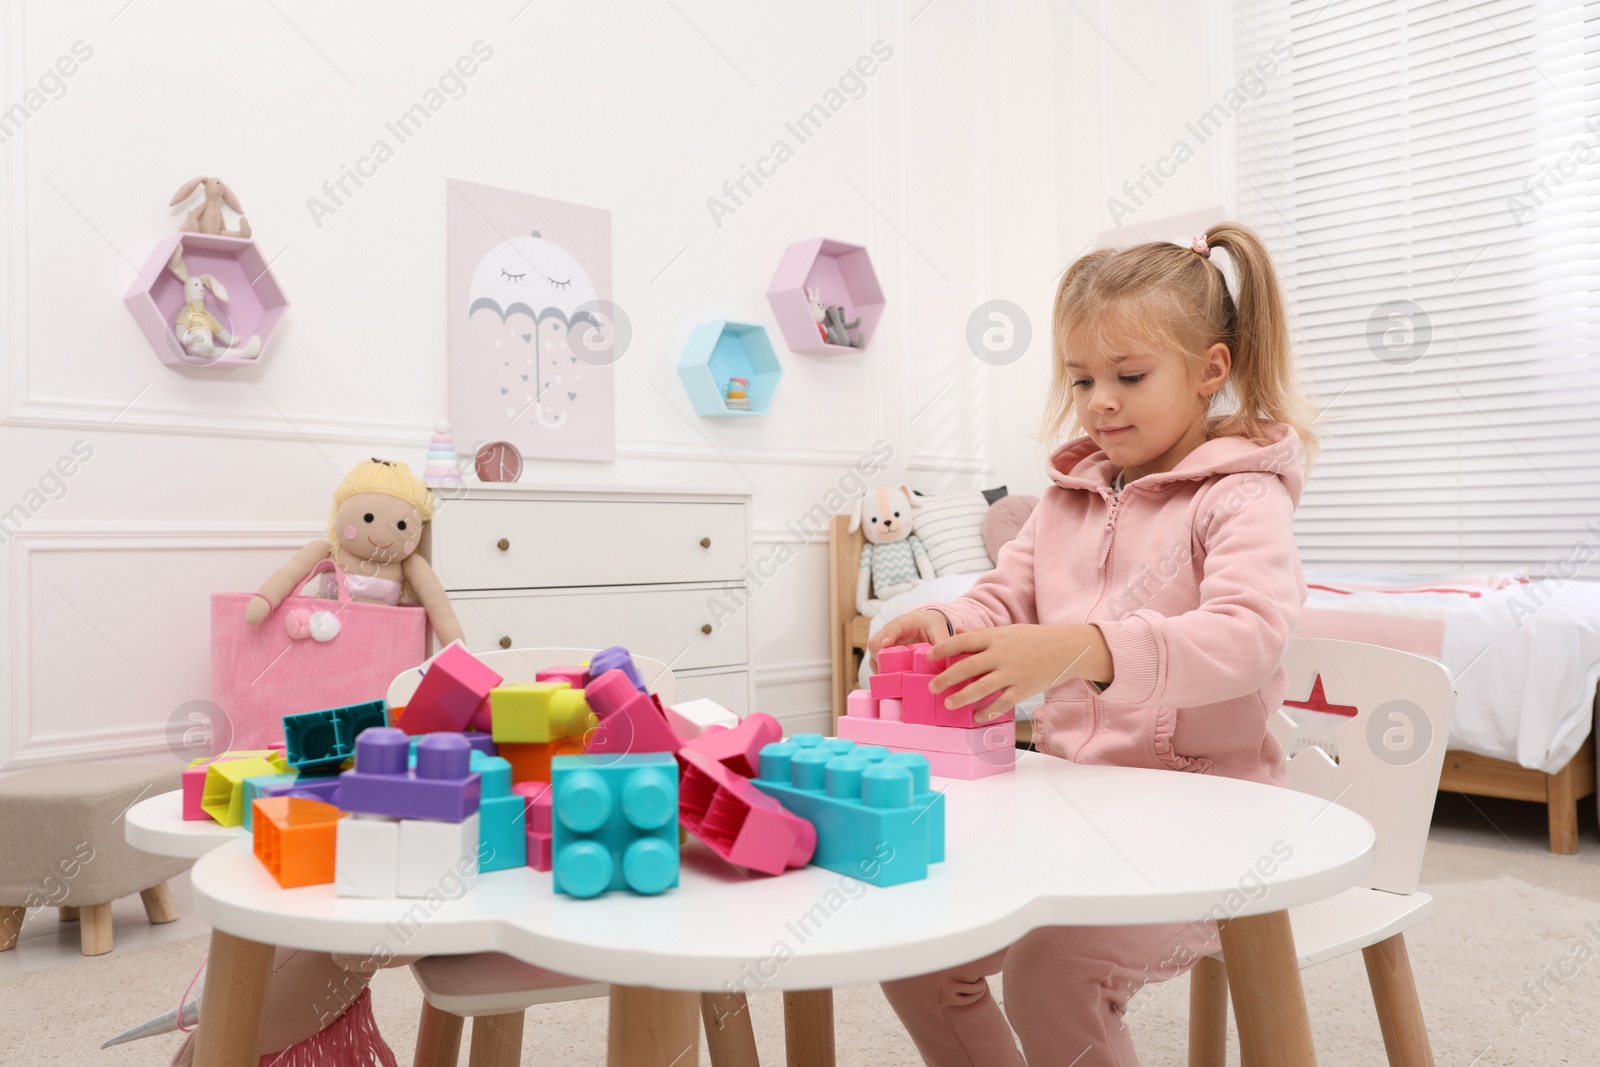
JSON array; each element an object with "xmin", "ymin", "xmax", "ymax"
[
  {"xmin": 927, "ymin": 624, "xmax": 1110, "ymax": 723},
  {"xmin": 866, "ymin": 608, "xmax": 951, "ymax": 672}
]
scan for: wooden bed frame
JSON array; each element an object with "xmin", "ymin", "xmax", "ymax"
[{"xmin": 828, "ymin": 513, "xmax": 1597, "ymax": 854}]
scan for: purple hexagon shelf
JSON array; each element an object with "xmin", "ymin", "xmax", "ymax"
[
  {"xmin": 124, "ymin": 232, "xmax": 288, "ymax": 368},
  {"xmin": 766, "ymin": 238, "xmax": 885, "ymax": 356}
]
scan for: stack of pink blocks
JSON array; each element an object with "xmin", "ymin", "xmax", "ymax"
[{"xmin": 838, "ymin": 642, "xmax": 1017, "ymax": 779}]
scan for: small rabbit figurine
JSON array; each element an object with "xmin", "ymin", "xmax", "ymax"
[
  {"xmin": 823, "ymin": 304, "xmax": 864, "ymax": 348},
  {"xmin": 171, "ymin": 176, "xmax": 252, "ymax": 238},
  {"xmin": 168, "ymin": 247, "xmax": 261, "ymax": 362},
  {"xmin": 805, "ymin": 286, "xmax": 828, "ymax": 342}
]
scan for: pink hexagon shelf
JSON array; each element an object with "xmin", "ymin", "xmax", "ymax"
[
  {"xmin": 124, "ymin": 232, "xmax": 288, "ymax": 368},
  {"xmin": 766, "ymin": 238, "xmax": 885, "ymax": 356}
]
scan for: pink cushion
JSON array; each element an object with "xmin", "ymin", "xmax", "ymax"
[{"xmin": 981, "ymin": 494, "xmax": 1039, "ymax": 564}]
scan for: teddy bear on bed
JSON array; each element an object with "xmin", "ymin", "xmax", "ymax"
[{"xmin": 850, "ymin": 484, "xmax": 936, "ymax": 615}]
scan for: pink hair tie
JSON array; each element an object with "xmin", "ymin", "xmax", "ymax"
[{"xmin": 1190, "ymin": 234, "xmax": 1211, "ymax": 259}]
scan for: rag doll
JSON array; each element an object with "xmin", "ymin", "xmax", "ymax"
[
  {"xmin": 850, "ymin": 484, "xmax": 935, "ymax": 614},
  {"xmin": 244, "ymin": 459, "xmax": 463, "ymax": 647}
]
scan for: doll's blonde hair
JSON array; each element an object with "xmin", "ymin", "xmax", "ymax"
[
  {"xmin": 1039, "ymin": 221, "xmax": 1320, "ymax": 475},
  {"xmin": 327, "ymin": 459, "xmax": 436, "ymax": 546}
]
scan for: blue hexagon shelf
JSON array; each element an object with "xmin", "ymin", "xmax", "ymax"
[{"xmin": 677, "ymin": 321, "xmax": 782, "ymax": 418}]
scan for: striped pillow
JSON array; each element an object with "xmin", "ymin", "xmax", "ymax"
[{"xmin": 913, "ymin": 492, "xmax": 994, "ymax": 576}]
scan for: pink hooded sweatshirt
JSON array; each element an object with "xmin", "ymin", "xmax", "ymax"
[{"xmin": 924, "ymin": 418, "xmax": 1306, "ymax": 787}]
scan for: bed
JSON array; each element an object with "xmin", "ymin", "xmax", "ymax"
[{"xmin": 828, "ymin": 512, "xmax": 1600, "ymax": 854}]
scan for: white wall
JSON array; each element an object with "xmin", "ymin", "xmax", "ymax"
[{"xmin": 0, "ymin": 0, "xmax": 1229, "ymax": 768}]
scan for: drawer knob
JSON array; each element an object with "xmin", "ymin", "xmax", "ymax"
[
  {"xmin": 701, "ymin": 623, "xmax": 713, "ymax": 635},
  {"xmin": 699, "ymin": 537, "xmax": 711, "ymax": 548},
  {"xmin": 497, "ymin": 538, "xmax": 510, "ymax": 551},
  {"xmin": 499, "ymin": 636, "xmax": 512, "ymax": 649}
]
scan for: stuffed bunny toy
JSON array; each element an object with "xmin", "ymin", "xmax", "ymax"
[
  {"xmin": 171, "ymin": 175, "xmax": 252, "ymax": 238},
  {"xmin": 167, "ymin": 247, "xmax": 261, "ymax": 362},
  {"xmin": 850, "ymin": 484, "xmax": 935, "ymax": 614}
]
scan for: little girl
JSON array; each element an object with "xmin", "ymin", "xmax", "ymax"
[{"xmin": 869, "ymin": 222, "xmax": 1320, "ymax": 1067}]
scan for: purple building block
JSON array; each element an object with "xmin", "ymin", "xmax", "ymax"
[
  {"xmin": 263, "ymin": 776, "xmax": 341, "ymax": 806},
  {"xmin": 339, "ymin": 728, "xmax": 480, "ymax": 823},
  {"xmin": 588, "ymin": 646, "xmax": 647, "ymax": 694},
  {"xmin": 462, "ymin": 731, "xmax": 498, "ymax": 758}
]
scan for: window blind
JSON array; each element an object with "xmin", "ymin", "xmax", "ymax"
[{"xmin": 1233, "ymin": 0, "xmax": 1600, "ymax": 576}]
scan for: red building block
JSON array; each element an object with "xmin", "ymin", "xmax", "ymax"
[
  {"xmin": 583, "ymin": 669, "xmax": 682, "ymax": 756},
  {"xmin": 401, "ymin": 645, "xmax": 503, "ymax": 736},
  {"xmin": 679, "ymin": 712, "xmax": 782, "ymax": 778}
]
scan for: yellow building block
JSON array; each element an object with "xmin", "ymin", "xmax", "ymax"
[
  {"xmin": 489, "ymin": 682, "xmax": 595, "ymax": 744},
  {"xmin": 201, "ymin": 757, "xmax": 279, "ymax": 827}
]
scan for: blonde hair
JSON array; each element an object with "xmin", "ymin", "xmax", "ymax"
[
  {"xmin": 327, "ymin": 459, "xmax": 436, "ymax": 546},
  {"xmin": 1039, "ymin": 221, "xmax": 1320, "ymax": 474}
]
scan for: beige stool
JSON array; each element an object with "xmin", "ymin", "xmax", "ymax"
[{"xmin": 0, "ymin": 762, "xmax": 193, "ymax": 956}]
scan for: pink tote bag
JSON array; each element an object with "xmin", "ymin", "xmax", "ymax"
[{"xmin": 211, "ymin": 560, "xmax": 429, "ymax": 748}]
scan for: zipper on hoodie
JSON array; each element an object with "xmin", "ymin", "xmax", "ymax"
[{"xmin": 1077, "ymin": 486, "xmax": 1121, "ymax": 761}]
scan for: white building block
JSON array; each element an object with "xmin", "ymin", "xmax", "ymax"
[
  {"xmin": 665, "ymin": 697, "xmax": 740, "ymax": 739},
  {"xmin": 398, "ymin": 813, "xmax": 480, "ymax": 899},
  {"xmin": 335, "ymin": 814, "xmax": 400, "ymax": 899}
]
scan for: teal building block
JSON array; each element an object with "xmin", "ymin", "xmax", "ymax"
[
  {"xmin": 240, "ymin": 771, "xmax": 299, "ymax": 831},
  {"xmin": 283, "ymin": 700, "xmax": 388, "ymax": 771},
  {"xmin": 471, "ymin": 753, "xmax": 526, "ymax": 871},
  {"xmin": 550, "ymin": 753, "xmax": 679, "ymax": 899},
  {"xmin": 752, "ymin": 734, "xmax": 942, "ymax": 887}
]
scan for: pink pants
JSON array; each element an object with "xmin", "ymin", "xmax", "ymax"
[{"xmin": 881, "ymin": 920, "xmax": 1222, "ymax": 1067}]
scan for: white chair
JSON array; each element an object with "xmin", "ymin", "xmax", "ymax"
[
  {"xmin": 393, "ymin": 647, "xmax": 677, "ymax": 1067},
  {"xmin": 1188, "ymin": 637, "xmax": 1455, "ymax": 1067}
]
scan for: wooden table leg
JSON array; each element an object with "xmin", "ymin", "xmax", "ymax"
[
  {"xmin": 1188, "ymin": 955, "xmax": 1229, "ymax": 1067},
  {"xmin": 192, "ymin": 929, "xmax": 275, "ymax": 1067},
  {"xmin": 468, "ymin": 1011, "xmax": 525, "ymax": 1067},
  {"xmin": 1219, "ymin": 911, "xmax": 1317, "ymax": 1067},
  {"xmin": 608, "ymin": 985, "xmax": 700, "ymax": 1067},
  {"xmin": 783, "ymin": 989, "xmax": 836, "ymax": 1067},
  {"xmin": 702, "ymin": 992, "xmax": 761, "ymax": 1066},
  {"xmin": 413, "ymin": 1000, "xmax": 464, "ymax": 1067}
]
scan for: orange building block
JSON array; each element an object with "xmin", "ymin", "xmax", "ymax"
[
  {"xmin": 252, "ymin": 796, "xmax": 346, "ymax": 888},
  {"xmin": 497, "ymin": 737, "xmax": 587, "ymax": 784}
]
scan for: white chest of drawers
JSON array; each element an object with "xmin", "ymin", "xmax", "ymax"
[{"xmin": 422, "ymin": 483, "xmax": 754, "ymax": 715}]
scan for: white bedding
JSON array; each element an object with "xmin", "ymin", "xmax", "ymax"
[{"xmin": 860, "ymin": 569, "xmax": 1600, "ymax": 773}]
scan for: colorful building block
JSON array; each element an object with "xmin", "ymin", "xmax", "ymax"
[
  {"xmin": 472, "ymin": 753, "xmax": 526, "ymax": 872},
  {"xmin": 252, "ymin": 796, "xmax": 346, "ymax": 888},
  {"xmin": 845, "ymin": 690, "xmax": 876, "ymax": 720},
  {"xmin": 665, "ymin": 697, "xmax": 740, "ymax": 739},
  {"xmin": 340, "ymin": 729, "xmax": 481, "ymax": 822},
  {"xmin": 335, "ymin": 814, "xmax": 400, "ymax": 898},
  {"xmin": 536, "ymin": 665, "xmax": 589, "ymax": 689},
  {"xmin": 752, "ymin": 736, "xmax": 942, "ymax": 887},
  {"xmin": 517, "ymin": 781, "xmax": 553, "ymax": 872},
  {"xmin": 863, "ymin": 648, "xmax": 1012, "ymax": 728},
  {"xmin": 839, "ymin": 714, "xmax": 1016, "ymax": 759},
  {"xmin": 677, "ymin": 748, "xmax": 815, "ymax": 875},
  {"xmin": 489, "ymin": 682, "xmax": 594, "ymax": 744},
  {"xmin": 201, "ymin": 757, "xmax": 280, "ymax": 827},
  {"xmin": 183, "ymin": 750, "xmax": 285, "ymax": 821},
  {"xmin": 462, "ymin": 731, "xmax": 497, "ymax": 757},
  {"xmin": 588, "ymin": 646, "xmax": 646, "ymax": 693},
  {"xmin": 282, "ymin": 700, "xmax": 388, "ymax": 771},
  {"xmin": 550, "ymin": 753, "xmax": 679, "ymax": 898},
  {"xmin": 398, "ymin": 813, "xmax": 480, "ymax": 898},
  {"xmin": 498, "ymin": 738, "xmax": 586, "ymax": 784},
  {"xmin": 241, "ymin": 771, "xmax": 299, "ymax": 830},
  {"xmin": 583, "ymin": 670, "xmax": 682, "ymax": 757},
  {"xmin": 401, "ymin": 644, "xmax": 503, "ymax": 736},
  {"xmin": 679, "ymin": 712, "xmax": 782, "ymax": 778},
  {"xmin": 263, "ymin": 775, "xmax": 340, "ymax": 806}
]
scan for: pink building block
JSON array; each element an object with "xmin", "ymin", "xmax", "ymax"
[
  {"xmin": 536, "ymin": 665, "xmax": 589, "ymax": 688},
  {"xmin": 680, "ymin": 712, "xmax": 781, "ymax": 778},
  {"xmin": 900, "ymin": 674, "xmax": 938, "ymax": 725},
  {"xmin": 401, "ymin": 645, "xmax": 503, "ymax": 736},
  {"xmin": 878, "ymin": 645, "xmax": 915, "ymax": 674},
  {"xmin": 880, "ymin": 698, "xmax": 903, "ymax": 722},
  {"xmin": 583, "ymin": 669, "xmax": 682, "ymax": 756},
  {"xmin": 869, "ymin": 646, "xmax": 1006, "ymax": 728},
  {"xmin": 869, "ymin": 672, "xmax": 903, "ymax": 700},
  {"xmin": 846, "ymin": 689, "xmax": 876, "ymax": 719},
  {"xmin": 517, "ymin": 780, "xmax": 554, "ymax": 871},
  {"xmin": 182, "ymin": 761, "xmax": 211, "ymax": 821},
  {"xmin": 838, "ymin": 716, "xmax": 1015, "ymax": 755},
  {"xmin": 914, "ymin": 746, "xmax": 1015, "ymax": 780},
  {"xmin": 676, "ymin": 748, "xmax": 815, "ymax": 875}
]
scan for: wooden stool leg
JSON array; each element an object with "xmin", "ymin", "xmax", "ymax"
[
  {"xmin": 140, "ymin": 881, "xmax": 179, "ymax": 924},
  {"xmin": 467, "ymin": 1011, "xmax": 525, "ymax": 1067},
  {"xmin": 413, "ymin": 1000, "xmax": 464, "ymax": 1067},
  {"xmin": 192, "ymin": 929, "xmax": 276, "ymax": 1066},
  {"xmin": 702, "ymin": 992, "xmax": 760, "ymax": 1066},
  {"xmin": 608, "ymin": 985, "xmax": 700, "ymax": 1067},
  {"xmin": 783, "ymin": 989, "xmax": 835, "ymax": 1067},
  {"xmin": 79, "ymin": 902, "xmax": 113, "ymax": 956},
  {"xmin": 1188, "ymin": 955, "xmax": 1229, "ymax": 1067},
  {"xmin": 1219, "ymin": 911, "xmax": 1317, "ymax": 1067},
  {"xmin": 1362, "ymin": 934, "xmax": 1436, "ymax": 1067},
  {"xmin": 58, "ymin": 906, "xmax": 79, "ymax": 922},
  {"xmin": 0, "ymin": 905, "xmax": 24, "ymax": 951}
]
